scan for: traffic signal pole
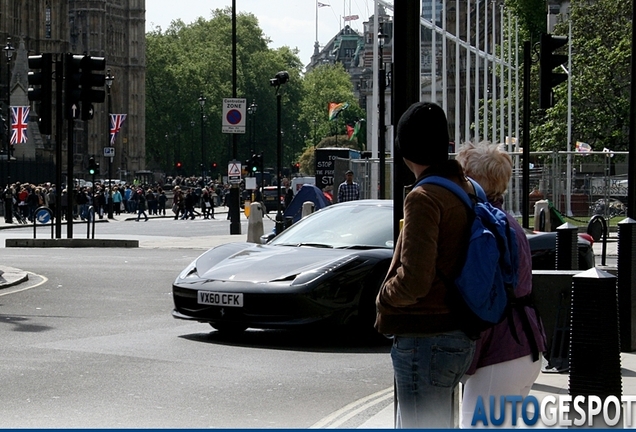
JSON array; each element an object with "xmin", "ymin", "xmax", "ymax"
[
  {"xmin": 229, "ymin": 0, "xmax": 241, "ymax": 235},
  {"xmin": 65, "ymin": 53, "xmax": 77, "ymax": 238},
  {"xmin": 55, "ymin": 55, "xmax": 63, "ymax": 238}
]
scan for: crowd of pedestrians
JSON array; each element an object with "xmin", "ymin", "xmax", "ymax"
[{"xmin": 0, "ymin": 174, "xmax": 235, "ymax": 224}]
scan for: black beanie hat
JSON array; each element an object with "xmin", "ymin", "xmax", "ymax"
[{"xmin": 396, "ymin": 102, "xmax": 450, "ymax": 166}]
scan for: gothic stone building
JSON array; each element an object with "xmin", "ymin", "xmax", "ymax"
[{"xmin": 1, "ymin": 0, "xmax": 145, "ymax": 184}]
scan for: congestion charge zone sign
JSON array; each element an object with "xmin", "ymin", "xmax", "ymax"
[{"xmin": 222, "ymin": 98, "xmax": 246, "ymax": 134}]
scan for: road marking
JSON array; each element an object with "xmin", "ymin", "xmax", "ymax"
[
  {"xmin": 0, "ymin": 272, "xmax": 47, "ymax": 296},
  {"xmin": 310, "ymin": 386, "xmax": 393, "ymax": 429}
]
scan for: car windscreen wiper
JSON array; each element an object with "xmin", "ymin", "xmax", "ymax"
[
  {"xmin": 296, "ymin": 242, "xmax": 334, "ymax": 248},
  {"xmin": 339, "ymin": 245, "xmax": 385, "ymax": 250}
]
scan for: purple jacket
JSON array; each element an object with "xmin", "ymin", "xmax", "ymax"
[{"xmin": 466, "ymin": 200, "xmax": 547, "ymax": 374}]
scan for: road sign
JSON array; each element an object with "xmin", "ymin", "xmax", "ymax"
[
  {"xmin": 104, "ymin": 147, "xmax": 115, "ymax": 157},
  {"xmin": 222, "ymin": 98, "xmax": 246, "ymax": 134},
  {"xmin": 228, "ymin": 160, "xmax": 242, "ymax": 184},
  {"xmin": 35, "ymin": 208, "xmax": 51, "ymax": 224}
]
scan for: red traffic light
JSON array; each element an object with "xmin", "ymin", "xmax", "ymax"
[{"xmin": 176, "ymin": 161, "xmax": 182, "ymax": 168}]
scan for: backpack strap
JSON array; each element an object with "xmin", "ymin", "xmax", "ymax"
[{"xmin": 415, "ymin": 176, "xmax": 487, "ymax": 209}]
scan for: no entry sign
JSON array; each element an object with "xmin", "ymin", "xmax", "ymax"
[{"xmin": 222, "ymin": 98, "xmax": 246, "ymax": 134}]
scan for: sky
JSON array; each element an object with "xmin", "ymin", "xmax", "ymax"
[{"xmin": 145, "ymin": 0, "xmax": 378, "ymax": 69}]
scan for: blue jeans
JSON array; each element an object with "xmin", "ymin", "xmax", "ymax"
[{"xmin": 392, "ymin": 331, "xmax": 475, "ymax": 428}]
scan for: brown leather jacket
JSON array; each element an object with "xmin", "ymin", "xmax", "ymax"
[{"xmin": 375, "ymin": 175, "xmax": 472, "ymax": 336}]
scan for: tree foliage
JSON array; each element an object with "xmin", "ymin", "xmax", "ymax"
[
  {"xmin": 145, "ymin": 8, "xmax": 304, "ymax": 175},
  {"xmin": 532, "ymin": 0, "xmax": 632, "ymax": 152},
  {"xmin": 504, "ymin": 0, "xmax": 546, "ymax": 42}
]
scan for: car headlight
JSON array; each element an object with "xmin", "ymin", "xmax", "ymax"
[
  {"xmin": 290, "ymin": 256, "xmax": 358, "ymax": 286},
  {"xmin": 178, "ymin": 261, "xmax": 198, "ymax": 280}
]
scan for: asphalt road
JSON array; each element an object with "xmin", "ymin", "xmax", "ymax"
[{"xmin": 0, "ymin": 218, "xmax": 394, "ymax": 428}]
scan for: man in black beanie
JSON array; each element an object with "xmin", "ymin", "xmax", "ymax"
[{"xmin": 375, "ymin": 102, "xmax": 476, "ymax": 428}]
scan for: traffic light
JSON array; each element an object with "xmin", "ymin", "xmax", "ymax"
[
  {"xmin": 88, "ymin": 156, "xmax": 99, "ymax": 176},
  {"xmin": 27, "ymin": 53, "xmax": 53, "ymax": 135},
  {"xmin": 250, "ymin": 154, "xmax": 259, "ymax": 174},
  {"xmin": 292, "ymin": 162, "xmax": 300, "ymax": 173},
  {"xmin": 539, "ymin": 33, "xmax": 569, "ymax": 109},
  {"xmin": 253, "ymin": 154, "xmax": 263, "ymax": 174},
  {"xmin": 65, "ymin": 54, "xmax": 83, "ymax": 119},
  {"xmin": 80, "ymin": 56, "xmax": 106, "ymax": 120},
  {"xmin": 210, "ymin": 161, "xmax": 218, "ymax": 174},
  {"xmin": 176, "ymin": 161, "xmax": 183, "ymax": 171}
]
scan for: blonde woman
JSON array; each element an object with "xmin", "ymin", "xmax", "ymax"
[{"xmin": 456, "ymin": 141, "xmax": 547, "ymax": 428}]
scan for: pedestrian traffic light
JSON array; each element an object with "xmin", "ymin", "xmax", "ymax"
[
  {"xmin": 27, "ymin": 53, "xmax": 53, "ymax": 135},
  {"xmin": 88, "ymin": 156, "xmax": 99, "ymax": 175},
  {"xmin": 539, "ymin": 33, "xmax": 569, "ymax": 109},
  {"xmin": 65, "ymin": 54, "xmax": 83, "ymax": 119},
  {"xmin": 80, "ymin": 56, "xmax": 106, "ymax": 120}
]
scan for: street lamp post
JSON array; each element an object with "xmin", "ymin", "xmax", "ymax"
[
  {"xmin": 4, "ymin": 37, "xmax": 14, "ymax": 211},
  {"xmin": 198, "ymin": 93, "xmax": 206, "ymax": 182},
  {"xmin": 270, "ymin": 71, "xmax": 289, "ymax": 235},
  {"xmin": 378, "ymin": 23, "xmax": 387, "ymax": 199},
  {"xmin": 105, "ymin": 69, "xmax": 114, "ymax": 219}
]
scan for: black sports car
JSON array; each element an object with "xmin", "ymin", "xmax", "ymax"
[
  {"xmin": 525, "ymin": 230, "xmax": 595, "ymax": 270},
  {"xmin": 172, "ymin": 200, "xmax": 395, "ymax": 334},
  {"xmin": 172, "ymin": 199, "xmax": 595, "ymax": 334}
]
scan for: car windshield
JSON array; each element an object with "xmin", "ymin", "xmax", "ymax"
[{"xmin": 270, "ymin": 201, "xmax": 394, "ymax": 249}]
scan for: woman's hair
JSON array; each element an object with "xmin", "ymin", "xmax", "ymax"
[{"xmin": 456, "ymin": 141, "xmax": 512, "ymax": 202}]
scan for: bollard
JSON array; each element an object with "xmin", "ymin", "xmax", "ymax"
[
  {"xmin": 246, "ymin": 202, "xmax": 264, "ymax": 243},
  {"xmin": 618, "ymin": 218, "xmax": 636, "ymax": 352},
  {"xmin": 569, "ymin": 268, "xmax": 622, "ymax": 426},
  {"xmin": 587, "ymin": 215, "xmax": 608, "ymax": 266},
  {"xmin": 285, "ymin": 216, "xmax": 293, "ymax": 229},
  {"xmin": 532, "ymin": 270, "xmax": 579, "ymax": 372},
  {"xmin": 534, "ymin": 199, "xmax": 551, "ymax": 232},
  {"xmin": 301, "ymin": 201, "xmax": 315, "ymax": 219},
  {"xmin": 556, "ymin": 222, "xmax": 578, "ymax": 270}
]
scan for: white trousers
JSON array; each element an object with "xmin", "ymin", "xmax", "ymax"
[{"xmin": 461, "ymin": 354, "xmax": 541, "ymax": 428}]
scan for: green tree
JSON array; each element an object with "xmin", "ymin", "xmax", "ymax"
[
  {"xmin": 298, "ymin": 64, "xmax": 365, "ymax": 153},
  {"xmin": 145, "ymin": 8, "xmax": 304, "ymax": 175},
  {"xmin": 532, "ymin": 0, "xmax": 632, "ymax": 152},
  {"xmin": 505, "ymin": 0, "xmax": 546, "ymax": 42}
]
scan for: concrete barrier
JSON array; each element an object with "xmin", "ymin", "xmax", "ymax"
[{"xmin": 5, "ymin": 238, "xmax": 139, "ymax": 248}]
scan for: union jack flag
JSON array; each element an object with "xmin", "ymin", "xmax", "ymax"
[
  {"xmin": 11, "ymin": 106, "xmax": 30, "ymax": 144},
  {"xmin": 110, "ymin": 114, "xmax": 127, "ymax": 145}
]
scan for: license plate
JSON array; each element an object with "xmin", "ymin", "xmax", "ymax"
[{"xmin": 198, "ymin": 291, "xmax": 243, "ymax": 307}]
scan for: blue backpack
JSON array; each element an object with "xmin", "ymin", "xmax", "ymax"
[{"xmin": 416, "ymin": 176, "xmax": 519, "ymax": 331}]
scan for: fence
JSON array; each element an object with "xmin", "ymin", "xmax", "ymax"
[
  {"xmin": 334, "ymin": 151, "xmax": 629, "ymax": 220},
  {"xmin": 0, "ymin": 155, "xmax": 56, "ymax": 186}
]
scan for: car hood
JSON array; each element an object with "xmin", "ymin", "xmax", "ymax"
[{"xmin": 192, "ymin": 242, "xmax": 371, "ymax": 283}]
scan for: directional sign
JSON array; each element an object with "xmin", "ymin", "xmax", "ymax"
[
  {"xmin": 222, "ymin": 98, "xmax": 246, "ymax": 134},
  {"xmin": 228, "ymin": 160, "xmax": 242, "ymax": 184},
  {"xmin": 35, "ymin": 208, "xmax": 51, "ymax": 224},
  {"xmin": 104, "ymin": 147, "xmax": 115, "ymax": 157}
]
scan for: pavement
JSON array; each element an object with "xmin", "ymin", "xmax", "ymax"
[{"xmin": 0, "ymin": 211, "xmax": 634, "ymax": 428}]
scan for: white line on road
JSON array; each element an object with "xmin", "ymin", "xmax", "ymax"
[
  {"xmin": 310, "ymin": 386, "xmax": 393, "ymax": 429},
  {"xmin": 0, "ymin": 272, "xmax": 47, "ymax": 296}
]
